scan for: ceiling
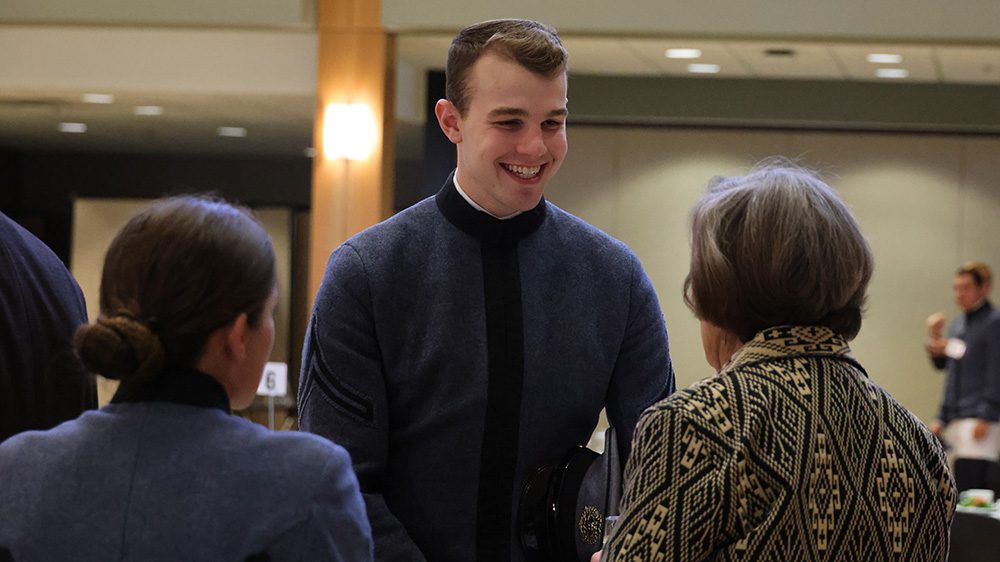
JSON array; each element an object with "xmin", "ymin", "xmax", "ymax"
[
  {"xmin": 3, "ymin": 33, "xmax": 1000, "ymax": 157},
  {"xmin": 0, "ymin": 90, "xmax": 315, "ymax": 157},
  {"xmin": 398, "ymin": 34, "xmax": 1000, "ymax": 82}
]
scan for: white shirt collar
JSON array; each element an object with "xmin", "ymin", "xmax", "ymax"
[{"xmin": 453, "ymin": 173, "xmax": 522, "ymax": 220}]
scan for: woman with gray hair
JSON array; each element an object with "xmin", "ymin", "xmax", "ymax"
[{"xmin": 601, "ymin": 160, "xmax": 955, "ymax": 561}]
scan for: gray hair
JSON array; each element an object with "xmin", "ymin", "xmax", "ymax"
[{"xmin": 683, "ymin": 158, "xmax": 874, "ymax": 341}]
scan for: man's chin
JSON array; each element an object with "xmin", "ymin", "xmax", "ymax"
[{"xmin": 512, "ymin": 188, "xmax": 545, "ymax": 210}]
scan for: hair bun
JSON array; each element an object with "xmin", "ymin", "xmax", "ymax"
[{"xmin": 74, "ymin": 314, "xmax": 165, "ymax": 381}]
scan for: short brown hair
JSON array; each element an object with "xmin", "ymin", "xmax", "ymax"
[
  {"xmin": 445, "ymin": 19, "xmax": 568, "ymax": 115},
  {"xmin": 957, "ymin": 261, "xmax": 992, "ymax": 287},
  {"xmin": 684, "ymin": 159, "xmax": 874, "ymax": 342},
  {"xmin": 74, "ymin": 196, "xmax": 276, "ymax": 387}
]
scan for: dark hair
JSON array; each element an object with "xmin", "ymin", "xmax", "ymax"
[
  {"xmin": 74, "ymin": 196, "xmax": 276, "ymax": 385},
  {"xmin": 683, "ymin": 158, "xmax": 874, "ymax": 342},
  {"xmin": 445, "ymin": 18, "xmax": 568, "ymax": 115},
  {"xmin": 957, "ymin": 261, "xmax": 992, "ymax": 287}
]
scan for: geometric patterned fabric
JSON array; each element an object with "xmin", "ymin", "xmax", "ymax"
[{"xmin": 604, "ymin": 326, "xmax": 956, "ymax": 562}]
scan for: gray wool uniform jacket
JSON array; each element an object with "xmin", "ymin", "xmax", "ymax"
[
  {"xmin": 298, "ymin": 174, "xmax": 675, "ymax": 562},
  {"xmin": 0, "ymin": 368, "xmax": 372, "ymax": 562}
]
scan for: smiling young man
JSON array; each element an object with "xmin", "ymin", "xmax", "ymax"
[
  {"xmin": 435, "ymin": 46, "xmax": 569, "ymax": 217},
  {"xmin": 298, "ymin": 19, "xmax": 674, "ymax": 562}
]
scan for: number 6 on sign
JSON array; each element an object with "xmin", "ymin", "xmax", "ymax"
[{"xmin": 256, "ymin": 362, "xmax": 288, "ymax": 397}]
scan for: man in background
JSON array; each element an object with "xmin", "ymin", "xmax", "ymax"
[
  {"xmin": 927, "ymin": 261, "xmax": 1000, "ymax": 462},
  {"xmin": 0, "ymin": 211, "xmax": 95, "ymax": 442}
]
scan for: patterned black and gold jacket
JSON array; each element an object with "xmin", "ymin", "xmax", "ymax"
[{"xmin": 605, "ymin": 326, "xmax": 956, "ymax": 562}]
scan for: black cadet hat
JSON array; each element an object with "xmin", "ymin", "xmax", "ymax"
[{"xmin": 518, "ymin": 427, "xmax": 622, "ymax": 562}]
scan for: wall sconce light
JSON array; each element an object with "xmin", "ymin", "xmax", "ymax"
[{"xmin": 323, "ymin": 103, "xmax": 377, "ymax": 161}]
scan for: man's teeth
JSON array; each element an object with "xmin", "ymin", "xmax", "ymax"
[{"xmin": 503, "ymin": 164, "xmax": 541, "ymax": 178}]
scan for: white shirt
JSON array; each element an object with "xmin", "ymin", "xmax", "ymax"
[{"xmin": 453, "ymin": 174, "xmax": 522, "ymax": 220}]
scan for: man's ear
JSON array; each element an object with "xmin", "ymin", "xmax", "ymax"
[
  {"xmin": 224, "ymin": 313, "xmax": 250, "ymax": 361},
  {"xmin": 434, "ymin": 99, "xmax": 463, "ymax": 144}
]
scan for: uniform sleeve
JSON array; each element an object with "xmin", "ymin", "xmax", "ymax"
[
  {"xmin": 297, "ymin": 244, "xmax": 427, "ymax": 561},
  {"xmin": 0, "ymin": 218, "xmax": 96, "ymax": 441},
  {"xmin": 603, "ymin": 405, "xmax": 727, "ymax": 562},
  {"xmin": 605, "ymin": 252, "xmax": 675, "ymax": 460},
  {"xmin": 937, "ymin": 362, "xmax": 954, "ymax": 423}
]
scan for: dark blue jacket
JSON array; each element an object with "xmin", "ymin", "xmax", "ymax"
[
  {"xmin": 934, "ymin": 301, "xmax": 1000, "ymax": 422},
  {"xmin": 0, "ymin": 211, "xmax": 95, "ymax": 442},
  {"xmin": 0, "ymin": 369, "xmax": 372, "ymax": 561},
  {"xmin": 298, "ymin": 176, "xmax": 674, "ymax": 562}
]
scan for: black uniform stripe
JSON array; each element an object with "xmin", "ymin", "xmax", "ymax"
[
  {"xmin": 475, "ymin": 241, "xmax": 524, "ymax": 561},
  {"xmin": 433, "ymin": 174, "xmax": 545, "ymax": 561},
  {"xmin": 308, "ymin": 316, "xmax": 375, "ymax": 423}
]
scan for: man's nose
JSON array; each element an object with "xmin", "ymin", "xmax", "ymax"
[{"xmin": 517, "ymin": 128, "xmax": 546, "ymax": 158}]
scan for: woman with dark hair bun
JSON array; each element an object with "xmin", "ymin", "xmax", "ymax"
[{"xmin": 0, "ymin": 196, "xmax": 372, "ymax": 561}]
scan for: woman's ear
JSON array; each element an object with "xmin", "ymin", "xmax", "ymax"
[
  {"xmin": 224, "ymin": 313, "xmax": 250, "ymax": 361},
  {"xmin": 194, "ymin": 313, "xmax": 250, "ymax": 385}
]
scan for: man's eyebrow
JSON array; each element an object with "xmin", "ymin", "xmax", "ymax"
[
  {"xmin": 487, "ymin": 107, "xmax": 528, "ymax": 118},
  {"xmin": 485, "ymin": 107, "xmax": 569, "ymax": 118}
]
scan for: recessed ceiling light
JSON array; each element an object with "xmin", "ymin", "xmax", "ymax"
[
  {"xmin": 867, "ymin": 53, "xmax": 903, "ymax": 64},
  {"xmin": 133, "ymin": 105, "xmax": 163, "ymax": 116},
  {"xmin": 876, "ymin": 68, "xmax": 909, "ymax": 78},
  {"xmin": 217, "ymin": 126, "xmax": 247, "ymax": 138},
  {"xmin": 687, "ymin": 63, "xmax": 721, "ymax": 74},
  {"xmin": 303, "ymin": 147, "xmax": 316, "ymax": 158},
  {"xmin": 58, "ymin": 122, "xmax": 87, "ymax": 133},
  {"xmin": 82, "ymin": 93, "xmax": 114, "ymax": 104},
  {"xmin": 666, "ymin": 48, "xmax": 702, "ymax": 59}
]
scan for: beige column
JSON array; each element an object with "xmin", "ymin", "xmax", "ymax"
[{"xmin": 308, "ymin": 0, "xmax": 395, "ymax": 303}]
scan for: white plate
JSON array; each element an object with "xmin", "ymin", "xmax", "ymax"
[{"xmin": 956, "ymin": 504, "xmax": 997, "ymax": 515}]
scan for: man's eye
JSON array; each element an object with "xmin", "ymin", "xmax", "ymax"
[{"xmin": 544, "ymin": 120, "xmax": 565, "ymax": 129}]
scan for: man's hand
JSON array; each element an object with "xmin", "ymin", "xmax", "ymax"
[
  {"xmin": 926, "ymin": 313, "xmax": 948, "ymax": 357},
  {"xmin": 926, "ymin": 338, "xmax": 947, "ymax": 358},
  {"xmin": 973, "ymin": 418, "xmax": 992, "ymax": 441},
  {"xmin": 591, "ymin": 551, "xmax": 602, "ymax": 562},
  {"xmin": 927, "ymin": 313, "xmax": 946, "ymax": 339}
]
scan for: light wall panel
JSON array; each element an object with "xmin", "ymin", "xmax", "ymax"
[
  {"xmin": 793, "ymin": 132, "xmax": 965, "ymax": 423},
  {"xmin": 961, "ymin": 139, "xmax": 1000, "ymax": 269},
  {"xmin": 547, "ymin": 125, "xmax": 1000, "ymax": 424}
]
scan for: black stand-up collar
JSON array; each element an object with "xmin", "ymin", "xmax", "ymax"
[
  {"xmin": 111, "ymin": 366, "xmax": 231, "ymax": 413},
  {"xmin": 435, "ymin": 171, "xmax": 546, "ymax": 247}
]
